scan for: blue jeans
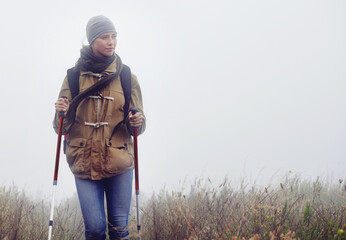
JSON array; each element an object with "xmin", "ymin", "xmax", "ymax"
[{"xmin": 75, "ymin": 170, "xmax": 133, "ymax": 240}]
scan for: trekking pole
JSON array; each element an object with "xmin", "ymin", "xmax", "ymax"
[
  {"xmin": 48, "ymin": 97, "xmax": 66, "ymax": 240},
  {"xmin": 130, "ymin": 107, "xmax": 141, "ymax": 240}
]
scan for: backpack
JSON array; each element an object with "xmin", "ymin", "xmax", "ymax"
[{"xmin": 63, "ymin": 64, "xmax": 132, "ymax": 153}]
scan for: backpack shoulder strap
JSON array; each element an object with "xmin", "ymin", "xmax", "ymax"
[
  {"xmin": 64, "ymin": 67, "xmax": 80, "ymax": 153},
  {"xmin": 120, "ymin": 64, "xmax": 132, "ymax": 121},
  {"xmin": 67, "ymin": 67, "xmax": 80, "ymax": 99},
  {"xmin": 109, "ymin": 64, "xmax": 132, "ymax": 143}
]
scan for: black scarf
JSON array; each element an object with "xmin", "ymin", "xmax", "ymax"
[
  {"xmin": 77, "ymin": 45, "xmax": 116, "ymax": 73},
  {"xmin": 65, "ymin": 46, "xmax": 122, "ymax": 123}
]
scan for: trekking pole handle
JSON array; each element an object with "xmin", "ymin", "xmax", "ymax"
[
  {"xmin": 130, "ymin": 107, "xmax": 139, "ymax": 131},
  {"xmin": 130, "ymin": 107, "xmax": 138, "ymax": 116},
  {"xmin": 58, "ymin": 96, "xmax": 68, "ymax": 118}
]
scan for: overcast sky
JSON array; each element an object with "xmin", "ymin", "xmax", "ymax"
[{"xmin": 0, "ymin": 0, "xmax": 345, "ymax": 201}]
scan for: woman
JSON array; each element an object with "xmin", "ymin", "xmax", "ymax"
[{"xmin": 53, "ymin": 15, "xmax": 145, "ymax": 239}]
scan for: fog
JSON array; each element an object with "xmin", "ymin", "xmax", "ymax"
[{"xmin": 0, "ymin": 0, "xmax": 345, "ymax": 201}]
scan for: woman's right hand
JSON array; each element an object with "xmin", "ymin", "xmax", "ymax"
[{"xmin": 55, "ymin": 97, "xmax": 69, "ymax": 116}]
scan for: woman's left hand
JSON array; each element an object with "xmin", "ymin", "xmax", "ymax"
[{"xmin": 128, "ymin": 111, "xmax": 144, "ymax": 129}]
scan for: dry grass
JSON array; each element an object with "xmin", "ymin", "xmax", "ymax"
[
  {"xmin": 137, "ymin": 175, "xmax": 345, "ymax": 240},
  {"xmin": 0, "ymin": 185, "xmax": 83, "ymax": 240},
  {"xmin": 0, "ymin": 174, "xmax": 345, "ymax": 240}
]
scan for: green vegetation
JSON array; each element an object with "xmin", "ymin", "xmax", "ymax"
[{"xmin": 0, "ymin": 175, "xmax": 345, "ymax": 240}]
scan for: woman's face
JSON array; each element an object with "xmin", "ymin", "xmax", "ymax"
[{"xmin": 92, "ymin": 32, "xmax": 117, "ymax": 58}]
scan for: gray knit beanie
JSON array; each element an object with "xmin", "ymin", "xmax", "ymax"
[{"xmin": 86, "ymin": 15, "xmax": 116, "ymax": 44}]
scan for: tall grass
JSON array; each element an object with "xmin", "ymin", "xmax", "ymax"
[
  {"xmin": 0, "ymin": 185, "xmax": 83, "ymax": 240},
  {"xmin": 138, "ymin": 175, "xmax": 345, "ymax": 240},
  {"xmin": 0, "ymin": 175, "xmax": 345, "ymax": 240}
]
